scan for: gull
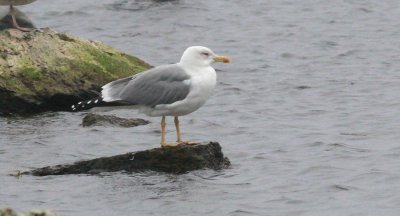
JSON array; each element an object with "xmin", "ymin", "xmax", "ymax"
[
  {"xmin": 0, "ymin": 0, "xmax": 36, "ymax": 31},
  {"xmin": 72, "ymin": 46, "xmax": 230, "ymax": 147}
]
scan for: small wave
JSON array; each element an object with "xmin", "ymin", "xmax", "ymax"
[{"xmin": 106, "ymin": 0, "xmax": 179, "ymax": 12}]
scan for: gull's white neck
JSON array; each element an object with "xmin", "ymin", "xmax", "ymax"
[{"xmin": 178, "ymin": 61, "xmax": 214, "ymax": 76}]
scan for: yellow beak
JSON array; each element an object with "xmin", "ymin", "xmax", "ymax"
[{"xmin": 213, "ymin": 56, "xmax": 231, "ymax": 63}]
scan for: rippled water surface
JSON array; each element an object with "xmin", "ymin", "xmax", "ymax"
[{"xmin": 2, "ymin": 0, "xmax": 400, "ymax": 215}]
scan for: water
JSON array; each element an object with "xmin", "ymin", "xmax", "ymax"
[{"xmin": 2, "ymin": 0, "xmax": 400, "ymax": 215}]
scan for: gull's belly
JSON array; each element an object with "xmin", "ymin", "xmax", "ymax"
[{"xmin": 171, "ymin": 86, "xmax": 214, "ymax": 115}]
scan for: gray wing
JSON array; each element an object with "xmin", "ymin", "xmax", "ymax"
[{"xmin": 118, "ymin": 64, "xmax": 191, "ymax": 107}]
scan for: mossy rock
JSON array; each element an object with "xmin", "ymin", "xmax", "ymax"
[{"xmin": 0, "ymin": 28, "xmax": 151, "ymax": 115}]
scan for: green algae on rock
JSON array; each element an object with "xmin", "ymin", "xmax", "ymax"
[{"xmin": 0, "ymin": 28, "xmax": 151, "ymax": 115}]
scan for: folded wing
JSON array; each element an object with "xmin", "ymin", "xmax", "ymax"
[{"xmin": 102, "ymin": 64, "xmax": 191, "ymax": 107}]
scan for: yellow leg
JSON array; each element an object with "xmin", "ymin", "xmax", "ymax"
[
  {"xmin": 174, "ymin": 116, "xmax": 182, "ymax": 143},
  {"xmin": 174, "ymin": 116, "xmax": 198, "ymax": 145},
  {"xmin": 161, "ymin": 116, "xmax": 177, "ymax": 147},
  {"xmin": 9, "ymin": 5, "xmax": 32, "ymax": 32},
  {"xmin": 160, "ymin": 116, "xmax": 166, "ymax": 146}
]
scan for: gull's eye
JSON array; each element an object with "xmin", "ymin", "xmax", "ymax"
[{"xmin": 201, "ymin": 52, "xmax": 210, "ymax": 57}]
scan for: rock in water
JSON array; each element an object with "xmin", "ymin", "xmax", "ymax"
[
  {"xmin": 0, "ymin": 208, "xmax": 56, "ymax": 216},
  {"xmin": 20, "ymin": 210, "xmax": 57, "ymax": 216},
  {"xmin": 27, "ymin": 142, "xmax": 230, "ymax": 175},
  {"xmin": 82, "ymin": 113, "xmax": 150, "ymax": 127},
  {"xmin": 0, "ymin": 28, "xmax": 151, "ymax": 116},
  {"xmin": 0, "ymin": 208, "xmax": 17, "ymax": 216}
]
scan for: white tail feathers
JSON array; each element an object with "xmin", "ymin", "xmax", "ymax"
[
  {"xmin": 101, "ymin": 75, "xmax": 136, "ymax": 102},
  {"xmin": 102, "ymin": 83, "xmax": 122, "ymax": 102}
]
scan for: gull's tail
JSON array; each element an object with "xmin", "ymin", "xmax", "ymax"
[{"xmin": 72, "ymin": 74, "xmax": 136, "ymax": 112}]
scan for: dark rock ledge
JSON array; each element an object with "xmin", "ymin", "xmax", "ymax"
[{"xmin": 24, "ymin": 142, "xmax": 230, "ymax": 176}]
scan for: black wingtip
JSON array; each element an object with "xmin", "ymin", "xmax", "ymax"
[{"xmin": 71, "ymin": 97, "xmax": 103, "ymax": 112}]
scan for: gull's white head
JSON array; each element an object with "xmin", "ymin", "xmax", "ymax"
[{"xmin": 179, "ymin": 46, "xmax": 230, "ymax": 67}]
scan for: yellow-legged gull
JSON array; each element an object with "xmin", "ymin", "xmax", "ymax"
[{"xmin": 72, "ymin": 46, "xmax": 230, "ymax": 147}]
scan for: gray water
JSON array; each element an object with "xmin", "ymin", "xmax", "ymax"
[{"xmin": 2, "ymin": 0, "xmax": 400, "ymax": 215}]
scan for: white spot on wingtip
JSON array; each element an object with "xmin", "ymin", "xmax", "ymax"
[
  {"xmin": 87, "ymin": 101, "xmax": 91, "ymax": 104},
  {"xmin": 183, "ymin": 79, "xmax": 191, "ymax": 85},
  {"xmin": 71, "ymin": 105, "xmax": 75, "ymax": 109},
  {"xmin": 78, "ymin": 102, "xmax": 82, "ymax": 105},
  {"xmin": 94, "ymin": 99, "xmax": 99, "ymax": 103}
]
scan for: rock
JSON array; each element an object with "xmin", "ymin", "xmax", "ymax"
[
  {"xmin": 20, "ymin": 210, "xmax": 57, "ymax": 216},
  {"xmin": 0, "ymin": 28, "xmax": 151, "ymax": 116},
  {"xmin": 0, "ymin": 8, "xmax": 36, "ymax": 31},
  {"xmin": 82, "ymin": 113, "xmax": 150, "ymax": 127},
  {"xmin": 26, "ymin": 142, "xmax": 230, "ymax": 175},
  {"xmin": 0, "ymin": 209, "xmax": 56, "ymax": 216},
  {"xmin": 0, "ymin": 208, "xmax": 17, "ymax": 216}
]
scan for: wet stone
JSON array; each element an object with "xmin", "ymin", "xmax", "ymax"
[
  {"xmin": 82, "ymin": 113, "xmax": 150, "ymax": 127},
  {"xmin": 26, "ymin": 142, "xmax": 230, "ymax": 175}
]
